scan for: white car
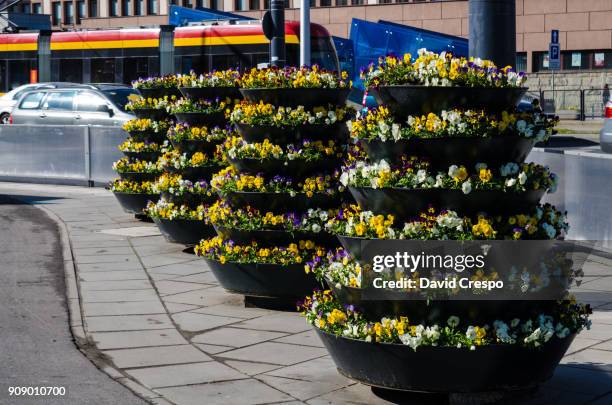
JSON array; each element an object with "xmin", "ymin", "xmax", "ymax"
[
  {"xmin": 0, "ymin": 82, "xmax": 80, "ymax": 124},
  {"xmin": 600, "ymin": 99, "xmax": 612, "ymax": 153}
]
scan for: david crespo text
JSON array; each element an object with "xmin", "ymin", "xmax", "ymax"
[{"xmin": 371, "ymin": 277, "xmax": 504, "ymax": 291}]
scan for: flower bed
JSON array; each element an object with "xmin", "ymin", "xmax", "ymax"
[
  {"xmin": 178, "ymin": 69, "xmax": 242, "ymax": 100},
  {"xmin": 125, "ymin": 95, "xmax": 174, "ymax": 120}
]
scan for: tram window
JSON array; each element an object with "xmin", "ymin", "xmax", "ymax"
[
  {"xmin": 60, "ymin": 59, "xmax": 83, "ymax": 83},
  {"xmin": 91, "ymin": 59, "xmax": 116, "ymax": 83},
  {"xmin": 123, "ymin": 57, "xmax": 149, "ymax": 84},
  {"xmin": 20, "ymin": 92, "xmax": 45, "ymax": 109},
  {"xmin": 8, "ymin": 60, "xmax": 31, "ymax": 90},
  {"xmin": 181, "ymin": 56, "xmax": 208, "ymax": 74},
  {"xmin": 211, "ymin": 55, "xmax": 241, "ymax": 70}
]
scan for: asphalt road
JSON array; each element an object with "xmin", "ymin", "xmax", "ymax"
[{"xmin": 0, "ymin": 196, "xmax": 147, "ymax": 405}]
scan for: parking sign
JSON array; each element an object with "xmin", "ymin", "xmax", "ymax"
[{"xmin": 549, "ymin": 43, "xmax": 560, "ymax": 70}]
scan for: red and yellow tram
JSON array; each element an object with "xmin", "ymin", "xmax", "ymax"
[{"xmin": 0, "ymin": 21, "xmax": 338, "ymax": 92}]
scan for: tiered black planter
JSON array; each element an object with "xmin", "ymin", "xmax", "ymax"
[
  {"xmin": 317, "ymin": 329, "xmax": 575, "ymax": 393},
  {"xmin": 150, "ymin": 85, "xmax": 231, "ymax": 246},
  {"xmin": 320, "ymin": 83, "xmax": 575, "ymax": 393},
  {"xmin": 210, "ymin": 86, "xmax": 351, "ymax": 301},
  {"xmin": 113, "ymin": 109, "xmax": 163, "ymax": 215}
]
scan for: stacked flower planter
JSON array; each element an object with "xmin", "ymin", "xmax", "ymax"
[
  {"xmin": 144, "ymin": 71, "xmax": 242, "ymax": 246},
  {"xmin": 301, "ymin": 51, "xmax": 592, "ymax": 395},
  {"xmin": 111, "ymin": 105, "xmax": 170, "ymax": 217},
  {"xmin": 195, "ymin": 66, "xmax": 353, "ymax": 304}
]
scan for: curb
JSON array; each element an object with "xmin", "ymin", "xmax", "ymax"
[{"xmin": 23, "ymin": 201, "xmax": 164, "ymax": 405}]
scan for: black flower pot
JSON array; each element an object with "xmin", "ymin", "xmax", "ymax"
[
  {"xmin": 117, "ymin": 172, "xmax": 160, "ymax": 182},
  {"xmin": 234, "ymin": 122, "xmax": 347, "ymax": 145},
  {"xmin": 362, "ymin": 137, "xmax": 535, "ymax": 170},
  {"xmin": 239, "ymin": 88, "xmax": 350, "ymax": 109},
  {"xmin": 160, "ymin": 192, "xmax": 217, "ymax": 208},
  {"xmin": 170, "ymin": 139, "xmax": 222, "ymax": 155},
  {"xmin": 203, "ymin": 258, "xmax": 323, "ymax": 299},
  {"xmin": 349, "ymin": 187, "xmax": 546, "ymax": 221},
  {"xmin": 316, "ymin": 329, "xmax": 574, "ymax": 393},
  {"xmin": 369, "ymin": 86, "xmax": 527, "ymax": 117},
  {"xmin": 171, "ymin": 164, "xmax": 222, "ymax": 182},
  {"xmin": 220, "ymin": 190, "xmax": 345, "ymax": 212},
  {"xmin": 214, "ymin": 226, "xmax": 339, "ymax": 248},
  {"xmin": 139, "ymin": 87, "xmax": 182, "ymax": 99},
  {"xmin": 173, "ymin": 111, "xmax": 226, "ymax": 127},
  {"xmin": 113, "ymin": 192, "xmax": 159, "ymax": 214},
  {"xmin": 228, "ymin": 157, "xmax": 340, "ymax": 178},
  {"xmin": 179, "ymin": 87, "xmax": 242, "ymax": 101},
  {"xmin": 328, "ymin": 278, "xmax": 558, "ymax": 325},
  {"xmin": 122, "ymin": 151, "xmax": 161, "ymax": 162},
  {"xmin": 131, "ymin": 108, "xmax": 170, "ymax": 121},
  {"xmin": 153, "ymin": 218, "xmax": 215, "ymax": 246},
  {"xmin": 127, "ymin": 130, "xmax": 167, "ymax": 144}
]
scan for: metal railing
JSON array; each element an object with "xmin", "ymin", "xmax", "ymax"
[
  {"xmin": 0, "ymin": 125, "xmax": 126, "ymax": 186},
  {"xmin": 539, "ymin": 88, "xmax": 609, "ymax": 121}
]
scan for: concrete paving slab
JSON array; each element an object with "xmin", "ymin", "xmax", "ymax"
[
  {"xmin": 218, "ymin": 342, "xmax": 327, "ymax": 366},
  {"xmin": 77, "ymin": 261, "xmax": 144, "ymax": 272},
  {"xmin": 165, "ymin": 302, "xmax": 201, "ymax": 313},
  {"xmin": 90, "ymin": 329, "xmax": 187, "ymax": 350},
  {"xmin": 157, "ymin": 379, "xmax": 294, "ymax": 405},
  {"xmin": 563, "ymin": 348, "xmax": 612, "ymax": 373},
  {"xmin": 273, "ymin": 330, "xmax": 324, "ymax": 348},
  {"xmin": 171, "ymin": 272, "xmax": 218, "ymax": 284},
  {"xmin": 104, "ymin": 345, "xmax": 211, "ymax": 369},
  {"xmin": 224, "ymin": 360, "xmax": 281, "ymax": 376},
  {"xmin": 232, "ymin": 313, "xmax": 312, "ymax": 334},
  {"xmin": 79, "ymin": 270, "xmax": 147, "ymax": 282},
  {"xmin": 543, "ymin": 364, "xmax": 612, "ymax": 396},
  {"xmin": 83, "ymin": 300, "xmax": 166, "ymax": 316},
  {"xmin": 172, "ymin": 312, "xmax": 243, "ymax": 333},
  {"xmin": 194, "ymin": 343, "xmax": 234, "ymax": 354},
  {"xmin": 155, "ymin": 280, "xmax": 207, "ymax": 295},
  {"xmin": 86, "ymin": 314, "xmax": 174, "ymax": 332},
  {"xmin": 75, "ymin": 254, "xmax": 141, "ymax": 265},
  {"xmin": 80, "ymin": 280, "xmax": 153, "ymax": 291},
  {"xmin": 164, "ymin": 289, "xmax": 242, "ymax": 307},
  {"xmin": 191, "ymin": 327, "xmax": 287, "ymax": 348},
  {"xmin": 73, "ymin": 246, "xmax": 136, "ymax": 256},
  {"xmin": 99, "ymin": 227, "xmax": 161, "ymax": 237},
  {"xmin": 127, "ymin": 361, "xmax": 246, "ymax": 389},
  {"xmin": 148, "ymin": 262, "xmax": 208, "ymax": 276},
  {"xmin": 82, "ymin": 289, "xmax": 160, "ymax": 303},
  {"xmin": 192, "ymin": 304, "xmax": 272, "ymax": 319}
]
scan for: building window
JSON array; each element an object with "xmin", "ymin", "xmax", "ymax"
[
  {"xmin": 33, "ymin": 3, "xmax": 42, "ymax": 13},
  {"xmin": 77, "ymin": 0, "xmax": 86, "ymax": 18},
  {"xmin": 335, "ymin": 0, "xmax": 347, "ymax": 5},
  {"xmin": 122, "ymin": 0, "xmax": 131, "ymax": 15},
  {"xmin": 110, "ymin": 0, "xmax": 119, "ymax": 16},
  {"xmin": 210, "ymin": 0, "xmax": 219, "ymax": 8},
  {"xmin": 147, "ymin": 0, "xmax": 158, "ymax": 14},
  {"xmin": 64, "ymin": 1, "xmax": 74, "ymax": 23},
  {"xmin": 21, "ymin": 3, "xmax": 31, "ymax": 13},
  {"xmin": 249, "ymin": 0, "xmax": 259, "ymax": 8},
  {"xmin": 52, "ymin": 2, "xmax": 61, "ymax": 25},
  {"xmin": 234, "ymin": 0, "xmax": 245, "ymax": 10},
  {"xmin": 182, "ymin": 0, "xmax": 192, "ymax": 7},
  {"xmin": 135, "ymin": 0, "xmax": 143, "ymax": 14},
  {"xmin": 319, "ymin": 0, "xmax": 331, "ymax": 6},
  {"xmin": 515, "ymin": 52, "xmax": 527, "ymax": 73},
  {"xmin": 89, "ymin": 0, "xmax": 98, "ymax": 16},
  {"xmin": 195, "ymin": 0, "xmax": 203, "ymax": 7}
]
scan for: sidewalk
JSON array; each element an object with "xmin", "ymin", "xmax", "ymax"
[{"xmin": 1, "ymin": 182, "xmax": 612, "ymax": 405}]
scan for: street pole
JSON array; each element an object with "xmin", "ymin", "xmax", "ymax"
[
  {"xmin": 468, "ymin": 0, "xmax": 516, "ymax": 67},
  {"xmin": 300, "ymin": 0, "xmax": 310, "ymax": 67},
  {"xmin": 270, "ymin": 0, "xmax": 286, "ymax": 67}
]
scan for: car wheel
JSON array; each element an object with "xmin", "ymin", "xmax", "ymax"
[{"xmin": 0, "ymin": 113, "xmax": 9, "ymax": 124}]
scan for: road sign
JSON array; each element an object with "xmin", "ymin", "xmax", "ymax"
[
  {"xmin": 551, "ymin": 29, "xmax": 559, "ymax": 44},
  {"xmin": 262, "ymin": 11, "xmax": 273, "ymax": 40},
  {"xmin": 549, "ymin": 43, "xmax": 560, "ymax": 70}
]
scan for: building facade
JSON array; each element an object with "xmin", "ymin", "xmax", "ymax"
[{"xmin": 24, "ymin": 0, "xmax": 612, "ymax": 75}]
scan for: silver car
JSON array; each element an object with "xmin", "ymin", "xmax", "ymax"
[
  {"xmin": 10, "ymin": 84, "xmax": 138, "ymax": 126},
  {"xmin": 600, "ymin": 99, "xmax": 612, "ymax": 153},
  {"xmin": 0, "ymin": 82, "xmax": 82, "ymax": 124}
]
